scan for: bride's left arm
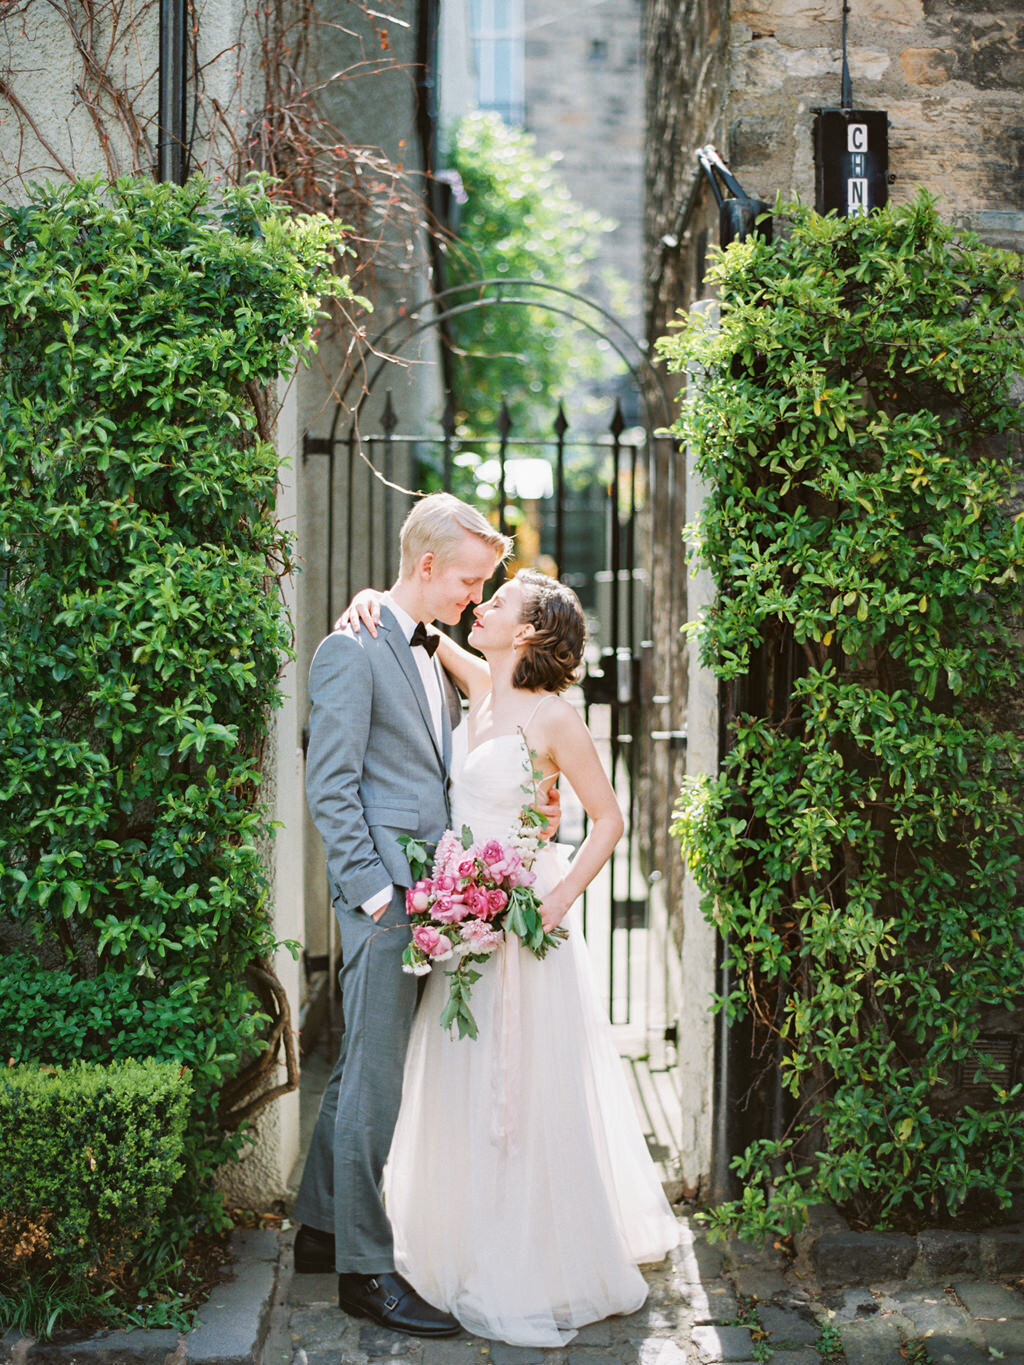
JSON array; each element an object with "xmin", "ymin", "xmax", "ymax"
[{"xmin": 534, "ymin": 702, "xmax": 623, "ymax": 933}]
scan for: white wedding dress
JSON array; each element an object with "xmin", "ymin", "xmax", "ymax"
[{"xmin": 382, "ymin": 724, "xmax": 679, "ymax": 1347}]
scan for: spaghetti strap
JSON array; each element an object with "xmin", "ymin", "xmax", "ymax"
[
  {"xmin": 522, "ymin": 693, "xmax": 555, "ymax": 733},
  {"xmin": 519, "ymin": 695, "xmax": 559, "ymax": 785}
]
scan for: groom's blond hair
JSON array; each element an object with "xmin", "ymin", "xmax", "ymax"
[{"xmin": 399, "ymin": 492, "xmax": 510, "ymax": 577}]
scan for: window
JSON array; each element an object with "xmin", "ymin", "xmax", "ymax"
[{"xmin": 469, "ymin": 0, "xmax": 525, "ymax": 125}]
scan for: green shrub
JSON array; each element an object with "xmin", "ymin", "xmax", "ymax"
[
  {"xmin": 0, "ymin": 1059, "xmax": 191, "ymax": 1336},
  {"xmin": 445, "ymin": 111, "xmax": 619, "ymax": 442},
  {"xmin": 0, "ymin": 175, "xmax": 354, "ymax": 1265},
  {"xmin": 660, "ymin": 193, "xmax": 1024, "ymax": 1236}
]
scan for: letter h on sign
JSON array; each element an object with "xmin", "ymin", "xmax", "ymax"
[{"xmin": 813, "ymin": 109, "xmax": 889, "ymax": 218}]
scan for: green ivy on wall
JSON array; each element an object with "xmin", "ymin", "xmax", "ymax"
[
  {"xmin": 660, "ymin": 193, "xmax": 1024, "ymax": 1236},
  {"xmin": 0, "ymin": 174, "xmax": 356, "ymax": 1316}
]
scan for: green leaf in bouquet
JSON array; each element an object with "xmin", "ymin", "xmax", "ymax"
[
  {"xmin": 461, "ymin": 824, "xmax": 475, "ymax": 849},
  {"xmin": 440, "ymin": 963, "xmax": 482, "ymax": 1039},
  {"xmin": 397, "ymin": 833, "xmax": 433, "ymax": 881}
]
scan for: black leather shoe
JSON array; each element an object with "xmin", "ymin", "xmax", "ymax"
[
  {"xmin": 337, "ymin": 1271, "xmax": 460, "ymax": 1337},
  {"xmin": 294, "ymin": 1223, "xmax": 336, "ymax": 1273}
]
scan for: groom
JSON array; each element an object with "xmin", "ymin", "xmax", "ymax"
[{"xmin": 293, "ymin": 493, "xmax": 515, "ymax": 1337}]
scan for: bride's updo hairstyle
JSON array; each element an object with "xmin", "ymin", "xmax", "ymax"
[{"xmin": 512, "ymin": 569, "xmax": 586, "ymax": 694}]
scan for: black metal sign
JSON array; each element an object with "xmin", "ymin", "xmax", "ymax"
[{"xmin": 813, "ymin": 108, "xmax": 889, "ymax": 217}]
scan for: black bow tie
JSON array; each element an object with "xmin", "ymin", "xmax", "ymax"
[{"xmin": 410, "ymin": 622, "xmax": 440, "ymax": 657}]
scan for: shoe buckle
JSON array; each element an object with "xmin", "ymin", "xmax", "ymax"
[
  {"xmin": 383, "ymin": 1293, "xmax": 400, "ymax": 1311},
  {"xmin": 367, "ymin": 1277, "xmax": 379, "ymax": 1292}
]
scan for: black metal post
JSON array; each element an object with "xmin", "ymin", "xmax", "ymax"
[{"xmin": 157, "ymin": 0, "xmax": 188, "ymax": 184}]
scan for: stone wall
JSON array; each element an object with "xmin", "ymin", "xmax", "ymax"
[{"xmin": 643, "ymin": 0, "xmax": 1024, "ymax": 1195}]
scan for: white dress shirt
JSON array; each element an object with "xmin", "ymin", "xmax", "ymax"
[{"xmin": 360, "ymin": 595, "xmax": 444, "ymax": 918}]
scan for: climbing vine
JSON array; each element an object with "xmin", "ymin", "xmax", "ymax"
[{"xmin": 660, "ymin": 194, "xmax": 1024, "ymax": 1235}]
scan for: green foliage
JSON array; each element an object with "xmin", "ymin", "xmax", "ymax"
[
  {"xmin": 0, "ymin": 174, "xmax": 352, "ymax": 1302},
  {"xmin": 0, "ymin": 1060, "xmax": 191, "ymax": 1337},
  {"xmin": 660, "ymin": 194, "xmax": 1024, "ymax": 1234},
  {"xmin": 444, "ymin": 112, "xmax": 619, "ymax": 443}
]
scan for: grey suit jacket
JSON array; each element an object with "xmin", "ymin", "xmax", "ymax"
[{"xmin": 305, "ymin": 608, "xmax": 461, "ymax": 912}]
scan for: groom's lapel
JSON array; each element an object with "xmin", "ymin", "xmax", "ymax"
[{"xmin": 380, "ymin": 609, "xmax": 445, "ymax": 770}]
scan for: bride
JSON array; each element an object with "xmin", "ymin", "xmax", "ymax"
[{"xmin": 343, "ymin": 569, "xmax": 679, "ymax": 1347}]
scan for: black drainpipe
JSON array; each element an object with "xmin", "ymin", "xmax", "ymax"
[
  {"xmin": 158, "ymin": 0, "xmax": 189, "ymax": 184},
  {"xmin": 415, "ymin": 0, "xmax": 456, "ymax": 398}
]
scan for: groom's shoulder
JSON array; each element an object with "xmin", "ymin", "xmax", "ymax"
[{"xmin": 310, "ymin": 622, "xmax": 393, "ymax": 668}]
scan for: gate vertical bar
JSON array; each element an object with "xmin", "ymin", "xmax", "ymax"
[
  {"xmin": 382, "ymin": 392, "xmax": 398, "ymax": 584},
  {"xmin": 607, "ymin": 403, "xmax": 622, "ymax": 1019},
  {"xmin": 497, "ymin": 402, "xmax": 511, "ymax": 542},
  {"xmin": 345, "ymin": 423, "xmax": 357, "ymax": 606},
  {"xmin": 442, "ymin": 395, "xmax": 456, "ymax": 495},
  {"xmin": 554, "ymin": 403, "xmax": 567, "ymax": 579}
]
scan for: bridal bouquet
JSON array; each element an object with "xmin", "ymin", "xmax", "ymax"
[{"xmin": 399, "ymin": 816, "xmax": 568, "ymax": 1041}]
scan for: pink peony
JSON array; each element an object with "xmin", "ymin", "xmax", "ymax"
[
  {"xmin": 412, "ymin": 924, "xmax": 453, "ymax": 959},
  {"xmin": 433, "ymin": 873, "xmax": 456, "ymax": 894},
  {"xmin": 432, "ymin": 895, "xmax": 470, "ymax": 925},
  {"xmin": 479, "ymin": 839, "xmax": 506, "ymax": 866},
  {"xmin": 406, "ymin": 880, "xmax": 432, "ymax": 914},
  {"xmin": 434, "ymin": 830, "xmax": 462, "ymax": 870},
  {"xmin": 487, "ymin": 888, "xmax": 508, "ymax": 915},
  {"xmin": 456, "ymin": 856, "xmax": 477, "ymax": 879},
  {"xmin": 464, "ymin": 885, "xmax": 492, "ymax": 919},
  {"xmin": 459, "ymin": 919, "xmax": 503, "ymax": 954}
]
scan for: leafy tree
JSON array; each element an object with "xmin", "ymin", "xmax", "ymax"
[
  {"xmin": 443, "ymin": 111, "xmax": 620, "ymax": 444},
  {"xmin": 660, "ymin": 193, "xmax": 1024, "ymax": 1236}
]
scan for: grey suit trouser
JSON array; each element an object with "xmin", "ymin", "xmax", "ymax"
[{"xmin": 293, "ymin": 886, "xmax": 417, "ymax": 1273}]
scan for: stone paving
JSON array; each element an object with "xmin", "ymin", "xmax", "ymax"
[{"xmin": 262, "ymin": 1214, "xmax": 1024, "ymax": 1365}]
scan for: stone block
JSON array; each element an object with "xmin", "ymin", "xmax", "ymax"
[
  {"xmin": 977, "ymin": 1319, "xmax": 1024, "ymax": 1356},
  {"xmin": 889, "ymin": 1289, "xmax": 983, "ymax": 1344},
  {"xmin": 953, "ymin": 1280, "xmax": 1024, "ymax": 1320},
  {"xmin": 900, "ymin": 46, "xmax": 957, "ymax": 84},
  {"xmin": 690, "ymin": 1325, "xmax": 757, "ymax": 1363},
  {"xmin": 723, "ymin": 1237, "xmax": 786, "ymax": 1270},
  {"xmin": 838, "ymin": 1317, "xmax": 907, "ymax": 1365},
  {"xmin": 185, "ymin": 1255, "xmax": 278, "ymax": 1364},
  {"xmin": 822, "ymin": 1287, "xmax": 881, "ymax": 1322},
  {"xmin": 755, "ymin": 1303, "xmax": 820, "ymax": 1348},
  {"xmin": 637, "ymin": 1342, "xmax": 690, "ymax": 1365},
  {"xmin": 687, "ymin": 1284, "xmax": 741, "ymax": 1326},
  {"xmin": 488, "ymin": 1347, "xmax": 550, "ymax": 1365},
  {"xmin": 728, "ymin": 1267, "xmax": 790, "ymax": 1302},
  {"xmin": 230, "ymin": 1227, "xmax": 280, "ymax": 1262},
  {"xmin": 765, "ymin": 1352, "xmax": 818, "ymax": 1365},
  {"xmin": 918, "ymin": 1339, "xmax": 991, "ymax": 1365},
  {"xmin": 913, "ymin": 1229, "xmax": 980, "ymax": 1279},
  {"xmin": 567, "ymin": 1320, "xmax": 612, "ymax": 1346},
  {"xmin": 286, "ymin": 1306, "xmax": 355, "ymax": 1351},
  {"xmin": 288, "ymin": 1273, "xmax": 340, "ymax": 1306},
  {"xmin": 810, "ymin": 1227, "xmax": 917, "ymax": 1287},
  {"xmin": 22, "ymin": 1331, "xmax": 181, "ymax": 1364},
  {"xmin": 420, "ymin": 1344, "xmax": 482, "ymax": 1365},
  {"xmin": 357, "ymin": 1324, "xmax": 422, "ymax": 1358},
  {"xmin": 980, "ymin": 1227, "xmax": 1024, "ymax": 1276}
]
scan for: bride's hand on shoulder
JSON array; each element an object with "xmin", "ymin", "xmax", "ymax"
[{"xmin": 335, "ymin": 587, "xmax": 382, "ymax": 636}]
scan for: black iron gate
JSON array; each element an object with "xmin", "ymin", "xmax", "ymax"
[{"xmin": 303, "ymin": 281, "xmax": 689, "ymax": 1161}]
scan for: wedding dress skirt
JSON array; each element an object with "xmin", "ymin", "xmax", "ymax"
[{"xmin": 383, "ymin": 727, "xmax": 679, "ymax": 1347}]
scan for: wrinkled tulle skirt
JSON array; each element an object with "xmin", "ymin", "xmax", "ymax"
[{"xmin": 382, "ymin": 843, "xmax": 679, "ymax": 1347}]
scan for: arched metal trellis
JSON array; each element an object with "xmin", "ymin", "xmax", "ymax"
[{"xmin": 303, "ymin": 281, "xmax": 689, "ymax": 1174}]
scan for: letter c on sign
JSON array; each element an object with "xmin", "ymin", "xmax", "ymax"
[{"xmin": 848, "ymin": 124, "xmax": 868, "ymax": 153}]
